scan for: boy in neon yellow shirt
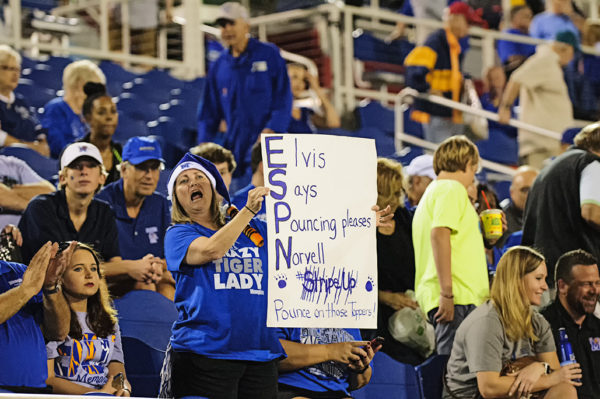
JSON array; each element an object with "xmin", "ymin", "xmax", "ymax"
[{"xmin": 413, "ymin": 136, "xmax": 493, "ymax": 355}]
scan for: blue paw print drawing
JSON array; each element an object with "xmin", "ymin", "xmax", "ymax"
[
  {"xmin": 275, "ymin": 274, "xmax": 287, "ymax": 289},
  {"xmin": 365, "ymin": 277, "xmax": 375, "ymax": 292}
]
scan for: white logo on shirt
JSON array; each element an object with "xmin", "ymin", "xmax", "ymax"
[
  {"xmin": 251, "ymin": 61, "xmax": 268, "ymax": 72},
  {"xmin": 145, "ymin": 227, "xmax": 159, "ymax": 244}
]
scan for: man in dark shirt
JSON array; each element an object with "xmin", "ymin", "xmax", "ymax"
[
  {"xmin": 18, "ymin": 142, "xmax": 159, "ymax": 288},
  {"xmin": 541, "ymin": 249, "xmax": 600, "ymax": 399},
  {"xmin": 97, "ymin": 136, "xmax": 173, "ymax": 299},
  {"xmin": 522, "ymin": 123, "xmax": 600, "ymax": 287}
]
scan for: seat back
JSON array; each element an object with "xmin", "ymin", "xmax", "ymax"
[
  {"xmin": 352, "ymin": 352, "xmax": 420, "ymax": 399},
  {"xmin": 0, "ymin": 146, "xmax": 59, "ymax": 184},
  {"xmin": 415, "ymin": 354, "xmax": 449, "ymax": 399},
  {"xmin": 120, "ymin": 336, "xmax": 165, "ymax": 397}
]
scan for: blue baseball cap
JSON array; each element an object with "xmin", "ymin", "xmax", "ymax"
[
  {"xmin": 167, "ymin": 152, "xmax": 231, "ymax": 205},
  {"xmin": 122, "ymin": 136, "xmax": 165, "ymax": 165}
]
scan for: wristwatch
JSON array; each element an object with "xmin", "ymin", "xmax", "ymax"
[{"xmin": 541, "ymin": 362, "xmax": 551, "ymax": 375}]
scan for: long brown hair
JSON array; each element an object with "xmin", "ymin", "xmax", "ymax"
[
  {"xmin": 60, "ymin": 242, "xmax": 118, "ymax": 340},
  {"xmin": 490, "ymin": 246, "xmax": 545, "ymax": 342}
]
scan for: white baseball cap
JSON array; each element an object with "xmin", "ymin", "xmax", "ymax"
[
  {"xmin": 60, "ymin": 142, "xmax": 103, "ymax": 169},
  {"xmin": 405, "ymin": 154, "xmax": 436, "ymax": 180},
  {"xmin": 215, "ymin": 2, "xmax": 249, "ymax": 24}
]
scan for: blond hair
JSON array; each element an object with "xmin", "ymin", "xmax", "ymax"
[
  {"xmin": 62, "ymin": 60, "xmax": 106, "ymax": 91},
  {"xmin": 433, "ymin": 135, "xmax": 479, "ymax": 175},
  {"xmin": 574, "ymin": 122, "xmax": 600, "ymax": 153},
  {"xmin": 490, "ymin": 246, "xmax": 545, "ymax": 342},
  {"xmin": 376, "ymin": 157, "xmax": 405, "ymax": 212},
  {"xmin": 171, "ymin": 180, "xmax": 225, "ymax": 228},
  {"xmin": 0, "ymin": 45, "xmax": 21, "ymax": 66}
]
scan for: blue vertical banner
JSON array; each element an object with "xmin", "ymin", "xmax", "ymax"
[{"xmin": 263, "ymin": 134, "xmax": 378, "ymax": 328}]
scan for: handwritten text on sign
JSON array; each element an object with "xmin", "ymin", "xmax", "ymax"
[{"xmin": 263, "ymin": 134, "xmax": 378, "ymax": 328}]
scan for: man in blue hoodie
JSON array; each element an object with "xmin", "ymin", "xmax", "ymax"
[{"xmin": 197, "ymin": 2, "xmax": 292, "ymax": 192}]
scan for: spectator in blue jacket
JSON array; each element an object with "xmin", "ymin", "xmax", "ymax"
[
  {"xmin": 0, "ymin": 45, "xmax": 49, "ymax": 156},
  {"xmin": 529, "ymin": 0, "xmax": 582, "ymax": 42},
  {"xmin": 197, "ymin": 2, "xmax": 292, "ymax": 192},
  {"xmin": 497, "ymin": 5, "xmax": 536, "ymax": 78},
  {"xmin": 42, "ymin": 60, "xmax": 106, "ymax": 158},
  {"xmin": 96, "ymin": 136, "xmax": 174, "ymax": 299}
]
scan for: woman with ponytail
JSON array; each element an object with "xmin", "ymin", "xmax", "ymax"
[
  {"xmin": 78, "ymin": 82, "xmax": 122, "ymax": 184},
  {"xmin": 444, "ymin": 246, "xmax": 581, "ymax": 399}
]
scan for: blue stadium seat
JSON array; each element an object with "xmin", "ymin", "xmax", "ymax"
[
  {"xmin": 155, "ymin": 166, "xmax": 173, "ymax": 197},
  {"xmin": 43, "ymin": 55, "xmax": 72, "ymax": 71},
  {"xmin": 15, "ymin": 79, "xmax": 56, "ymax": 110},
  {"xmin": 493, "ymin": 179, "xmax": 511, "ymax": 203},
  {"xmin": 352, "ymin": 352, "xmax": 419, "ymax": 399},
  {"xmin": 354, "ymin": 32, "xmax": 414, "ymax": 65},
  {"xmin": 141, "ymin": 69, "xmax": 185, "ymax": 90},
  {"xmin": 0, "ymin": 146, "xmax": 59, "ymax": 184},
  {"xmin": 99, "ymin": 60, "xmax": 139, "ymax": 84},
  {"xmin": 21, "ymin": 64, "xmax": 62, "ymax": 91},
  {"xmin": 356, "ymin": 126, "xmax": 395, "ymax": 157},
  {"xmin": 159, "ymin": 99, "xmax": 197, "ymax": 131},
  {"xmin": 169, "ymin": 87, "xmax": 202, "ymax": 105},
  {"xmin": 120, "ymin": 336, "xmax": 166, "ymax": 397},
  {"xmin": 122, "ymin": 78, "xmax": 172, "ymax": 105},
  {"xmin": 116, "ymin": 92, "xmax": 160, "ymax": 122},
  {"xmin": 113, "ymin": 290, "xmax": 176, "ymax": 396},
  {"xmin": 147, "ymin": 131, "xmax": 185, "ymax": 169},
  {"xmin": 113, "ymin": 113, "xmax": 149, "ymax": 144},
  {"xmin": 415, "ymin": 354, "xmax": 449, "ymax": 399}
]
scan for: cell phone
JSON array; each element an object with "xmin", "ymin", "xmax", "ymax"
[
  {"xmin": 112, "ymin": 372, "xmax": 124, "ymax": 390},
  {"xmin": 370, "ymin": 336, "xmax": 385, "ymax": 346}
]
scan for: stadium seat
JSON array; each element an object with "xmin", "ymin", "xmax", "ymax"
[
  {"xmin": 159, "ymin": 99, "xmax": 197, "ymax": 132},
  {"xmin": 15, "ymin": 79, "xmax": 56, "ymax": 109},
  {"xmin": 113, "ymin": 290, "xmax": 177, "ymax": 349},
  {"xmin": 352, "ymin": 352, "xmax": 419, "ymax": 399},
  {"xmin": 21, "ymin": 64, "xmax": 62, "ymax": 91},
  {"xmin": 0, "ymin": 146, "xmax": 59, "ymax": 184},
  {"xmin": 120, "ymin": 336, "xmax": 166, "ymax": 397},
  {"xmin": 113, "ymin": 113, "xmax": 149, "ymax": 144},
  {"xmin": 415, "ymin": 354, "xmax": 449, "ymax": 399},
  {"xmin": 115, "ymin": 92, "xmax": 160, "ymax": 122},
  {"xmin": 114, "ymin": 290, "xmax": 176, "ymax": 396},
  {"xmin": 155, "ymin": 166, "xmax": 173, "ymax": 197},
  {"xmin": 142, "ymin": 69, "xmax": 185, "ymax": 90},
  {"xmin": 99, "ymin": 60, "xmax": 139, "ymax": 85},
  {"xmin": 122, "ymin": 77, "xmax": 172, "ymax": 105}
]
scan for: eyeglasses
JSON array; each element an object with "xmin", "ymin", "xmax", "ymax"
[
  {"xmin": 133, "ymin": 160, "xmax": 164, "ymax": 172},
  {"xmin": 0, "ymin": 65, "xmax": 20, "ymax": 73},
  {"xmin": 216, "ymin": 19, "xmax": 235, "ymax": 28}
]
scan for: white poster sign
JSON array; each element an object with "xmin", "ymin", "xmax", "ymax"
[{"xmin": 262, "ymin": 134, "xmax": 378, "ymax": 328}]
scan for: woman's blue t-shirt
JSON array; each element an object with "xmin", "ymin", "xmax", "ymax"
[{"xmin": 164, "ymin": 219, "xmax": 284, "ymax": 361}]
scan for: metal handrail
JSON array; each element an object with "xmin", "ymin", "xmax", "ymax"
[
  {"xmin": 199, "ymin": 24, "xmax": 319, "ymax": 77},
  {"xmin": 393, "ymin": 88, "xmax": 564, "ymax": 176}
]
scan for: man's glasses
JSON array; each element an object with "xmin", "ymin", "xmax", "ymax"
[{"xmin": 133, "ymin": 160, "xmax": 164, "ymax": 172}]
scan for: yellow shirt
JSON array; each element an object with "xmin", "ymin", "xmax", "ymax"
[{"xmin": 412, "ymin": 179, "xmax": 489, "ymax": 315}]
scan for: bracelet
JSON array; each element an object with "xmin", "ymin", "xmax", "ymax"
[
  {"xmin": 42, "ymin": 285, "xmax": 60, "ymax": 295},
  {"xmin": 244, "ymin": 205, "xmax": 257, "ymax": 215},
  {"xmin": 440, "ymin": 292, "xmax": 454, "ymax": 299},
  {"xmin": 353, "ymin": 365, "xmax": 370, "ymax": 374}
]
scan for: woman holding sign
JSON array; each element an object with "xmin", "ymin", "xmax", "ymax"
[{"xmin": 164, "ymin": 152, "xmax": 281, "ymax": 398}]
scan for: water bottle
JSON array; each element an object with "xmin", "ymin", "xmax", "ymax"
[
  {"xmin": 558, "ymin": 328, "xmax": 576, "ymax": 366},
  {"xmin": 558, "ymin": 328, "xmax": 581, "ymax": 382}
]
